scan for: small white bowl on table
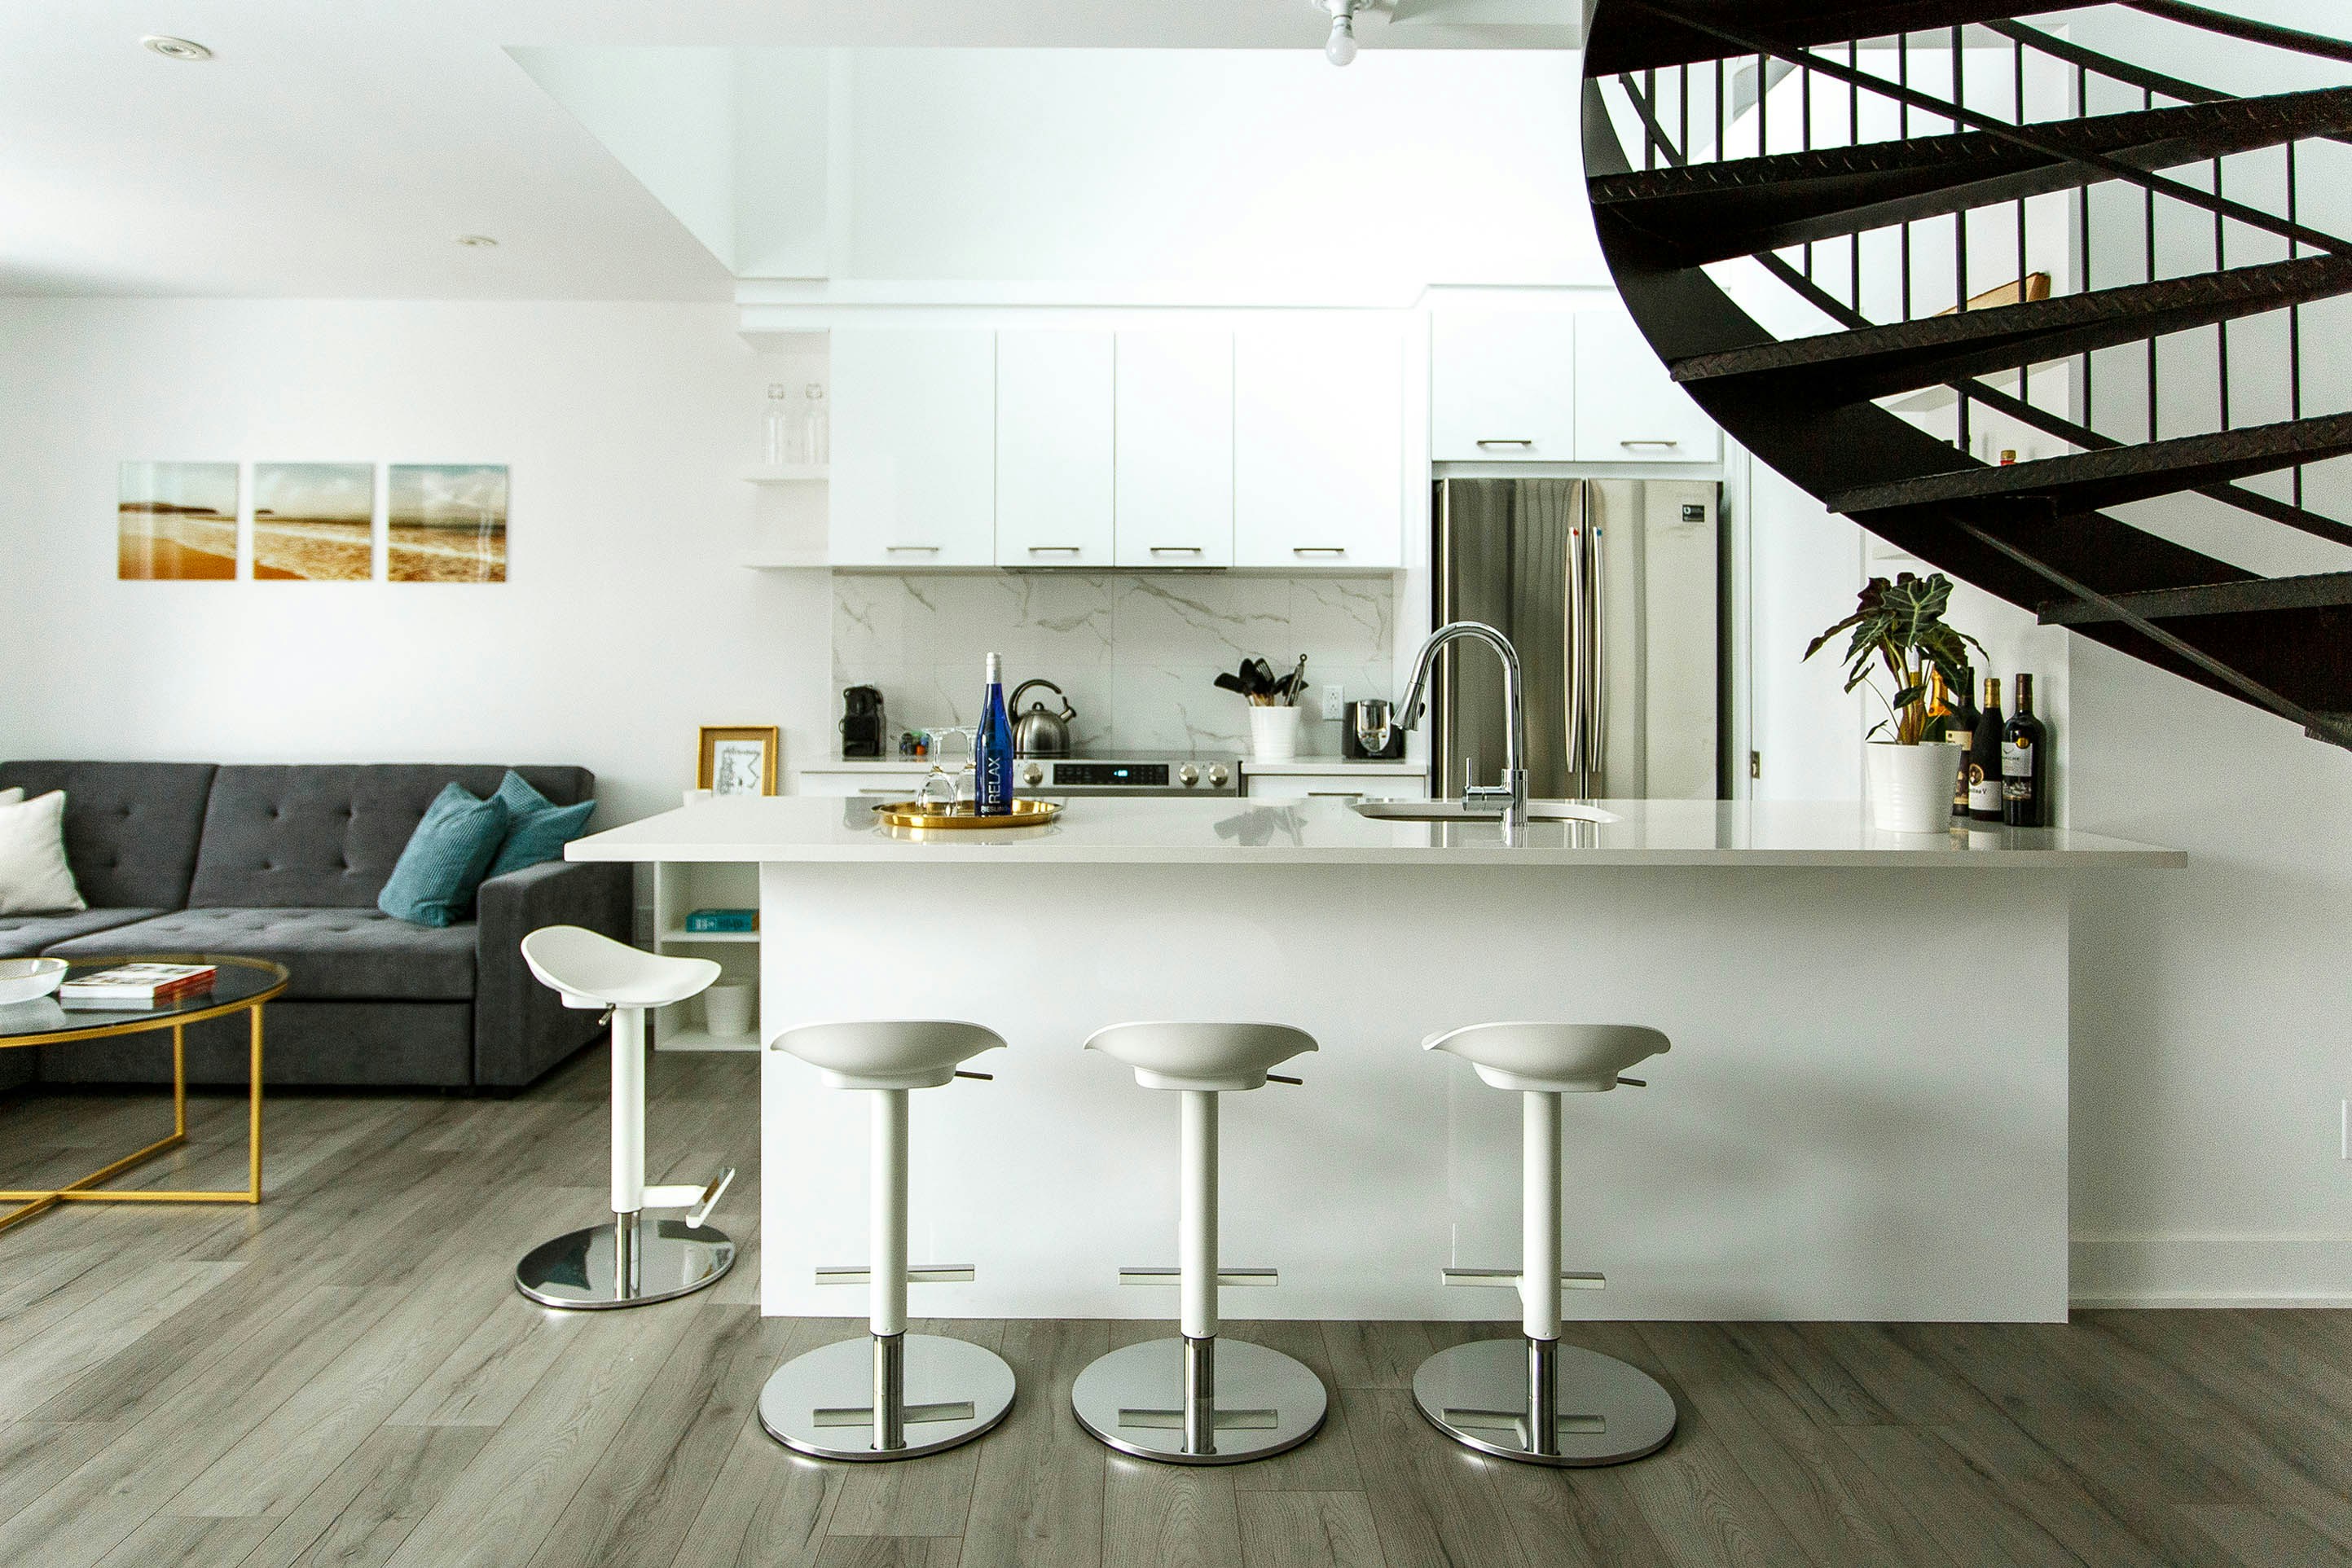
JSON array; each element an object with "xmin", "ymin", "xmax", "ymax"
[{"xmin": 0, "ymin": 957, "xmax": 68, "ymax": 1006}]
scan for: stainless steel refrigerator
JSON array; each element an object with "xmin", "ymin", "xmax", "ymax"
[{"xmin": 1430, "ymin": 477, "xmax": 1721, "ymax": 801}]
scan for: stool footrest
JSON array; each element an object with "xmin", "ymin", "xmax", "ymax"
[
  {"xmin": 1440, "ymin": 1267, "xmax": 1606, "ymax": 1290},
  {"xmin": 1118, "ymin": 1267, "xmax": 1279, "ymax": 1288},
  {"xmin": 816, "ymin": 1264, "xmax": 978, "ymax": 1285}
]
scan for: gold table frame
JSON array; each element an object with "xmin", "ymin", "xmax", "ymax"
[{"xmin": 0, "ymin": 954, "xmax": 288, "ymax": 1236}]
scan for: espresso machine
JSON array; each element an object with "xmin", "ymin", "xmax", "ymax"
[{"xmin": 840, "ymin": 685, "xmax": 888, "ymax": 758}]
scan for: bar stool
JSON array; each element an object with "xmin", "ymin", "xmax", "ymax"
[
  {"xmin": 1070, "ymin": 1022, "xmax": 1328, "ymax": 1465},
  {"xmin": 1414, "ymin": 1021, "xmax": 1677, "ymax": 1465},
  {"xmin": 759, "ymin": 1021, "xmax": 1017, "ymax": 1461},
  {"xmin": 513, "ymin": 925, "xmax": 737, "ymax": 1309}
]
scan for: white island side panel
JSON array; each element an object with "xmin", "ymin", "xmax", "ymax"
[{"xmin": 756, "ymin": 860, "xmax": 2071, "ymax": 1324}]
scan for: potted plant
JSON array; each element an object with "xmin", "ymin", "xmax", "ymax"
[{"xmin": 1805, "ymin": 572, "xmax": 1985, "ymax": 834}]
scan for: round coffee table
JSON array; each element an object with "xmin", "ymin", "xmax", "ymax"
[{"xmin": 0, "ymin": 954, "xmax": 289, "ymax": 1236}]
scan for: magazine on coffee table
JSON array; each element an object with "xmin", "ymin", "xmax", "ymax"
[{"xmin": 57, "ymin": 963, "xmax": 219, "ymax": 1010}]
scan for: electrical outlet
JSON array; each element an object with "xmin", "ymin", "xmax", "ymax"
[{"xmin": 1322, "ymin": 683, "xmax": 1345, "ymax": 721}]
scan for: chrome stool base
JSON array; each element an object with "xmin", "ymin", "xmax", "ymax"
[
  {"xmin": 1072, "ymin": 1335, "xmax": 1326, "ymax": 1465},
  {"xmin": 761, "ymin": 1333, "xmax": 1015, "ymax": 1462},
  {"xmin": 515, "ymin": 1212, "xmax": 736, "ymax": 1310},
  {"xmin": 1413, "ymin": 1336, "xmax": 1676, "ymax": 1467}
]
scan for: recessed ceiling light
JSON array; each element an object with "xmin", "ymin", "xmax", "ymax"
[
  {"xmin": 454, "ymin": 234, "xmax": 499, "ymax": 248},
  {"xmin": 142, "ymin": 35, "xmax": 213, "ymax": 62}
]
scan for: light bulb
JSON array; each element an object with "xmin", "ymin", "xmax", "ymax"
[{"xmin": 1325, "ymin": 14, "xmax": 1358, "ymax": 65}]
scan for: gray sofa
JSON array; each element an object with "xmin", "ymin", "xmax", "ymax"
[{"xmin": 0, "ymin": 762, "xmax": 631, "ymax": 1093}]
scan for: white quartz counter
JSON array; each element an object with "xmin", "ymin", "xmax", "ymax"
[{"xmin": 569, "ymin": 794, "xmax": 2181, "ymax": 869}]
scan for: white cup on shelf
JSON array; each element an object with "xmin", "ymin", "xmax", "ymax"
[{"xmin": 701, "ymin": 982, "xmax": 755, "ymax": 1039}]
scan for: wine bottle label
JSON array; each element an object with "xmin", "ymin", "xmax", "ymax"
[
  {"xmin": 1968, "ymin": 765, "xmax": 2002, "ymax": 810},
  {"xmin": 2002, "ymin": 739, "xmax": 2032, "ymax": 779}
]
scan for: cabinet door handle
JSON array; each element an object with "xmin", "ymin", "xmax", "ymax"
[
  {"xmin": 1306, "ymin": 790, "xmax": 1365, "ymax": 799},
  {"xmin": 1148, "ymin": 545, "xmax": 1203, "ymax": 554},
  {"xmin": 1618, "ymin": 439, "xmax": 1682, "ymax": 448},
  {"xmin": 1291, "ymin": 547, "xmax": 1347, "ymax": 556},
  {"xmin": 1475, "ymin": 438, "xmax": 1536, "ymax": 447},
  {"xmin": 885, "ymin": 544, "xmax": 940, "ymax": 553},
  {"xmin": 1025, "ymin": 545, "xmax": 1084, "ymax": 554}
]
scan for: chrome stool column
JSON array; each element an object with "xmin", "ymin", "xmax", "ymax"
[
  {"xmin": 1070, "ymin": 1023, "xmax": 1327, "ymax": 1465},
  {"xmin": 1413, "ymin": 1022, "xmax": 1677, "ymax": 1465},
  {"xmin": 758, "ymin": 1021, "xmax": 1016, "ymax": 1461},
  {"xmin": 513, "ymin": 926, "xmax": 738, "ymax": 1309}
]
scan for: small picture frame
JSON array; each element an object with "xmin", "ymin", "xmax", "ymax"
[{"xmin": 699, "ymin": 726, "xmax": 780, "ymax": 797}]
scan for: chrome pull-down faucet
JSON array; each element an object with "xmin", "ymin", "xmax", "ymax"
[{"xmin": 1391, "ymin": 621, "xmax": 1528, "ymax": 832}]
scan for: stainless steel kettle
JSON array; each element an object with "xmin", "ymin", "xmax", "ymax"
[{"xmin": 1009, "ymin": 679, "xmax": 1076, "ymax": 757}]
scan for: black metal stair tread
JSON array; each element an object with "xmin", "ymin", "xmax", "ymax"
[
  {"xmin": 1587, "ymin": 0, "xmax": 2072, "ymax": 75},
  {"xmin": 1589, "ymin": 87, "xmax": 2352, "ymax": 266},
  {"xmin": 1824, "ymin": 413, "xmax": 2352, "ymax": 516},
  {"xmin": 1670, "ymin": 255, "xmax": 2352, "ymax": 403},
  {"xmin": 2038, "ymin": 569, "xmax": 2352, "ymax": 627}
]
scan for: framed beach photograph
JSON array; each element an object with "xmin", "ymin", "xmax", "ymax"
[
  {"xmin": 118, "ymin": 461, "xmax": 239, "ymax": 579},
  {"xmin": 253, "ymin": 463, "xmax": 375, "ymax": 581},
  {"xmin": 698, "ymin": 726, "xmax": 780, "ymax": 797},
  {"xmin": 388, "ymin": 463, "xmax": 507, "ymax": 582}
]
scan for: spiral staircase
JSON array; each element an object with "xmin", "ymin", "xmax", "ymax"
[{"xmin": 1580, "ymin": 0, "xmax": 2352, "ymax": 747}]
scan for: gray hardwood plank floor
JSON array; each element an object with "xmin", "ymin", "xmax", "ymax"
[{"xmin": 2, "ymin": 1049, "xmax": 2347, "ymax": 1568}]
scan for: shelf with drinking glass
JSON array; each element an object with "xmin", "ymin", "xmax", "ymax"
[{"xmin": 740, "ymin": 463, "xmax": 829, "ymax": 484}]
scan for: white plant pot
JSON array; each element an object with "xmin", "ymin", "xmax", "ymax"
[
  {"xmin": 701, "ymin": 982, "xmax": 756, "ymax": 1039},
  {"xmin": 1248, "ymin": 705, "xmax": 1303, "ymax": 763},
  {"xmin": 1865, "ymin": 740, "xmax": 1962, "ymax": 835}
]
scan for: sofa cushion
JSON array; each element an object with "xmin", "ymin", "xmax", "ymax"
[
  {"xmin": 45, "ymin": 907, "xmax": 478, "ymax": 1002},
  {"xmin": 377, "ymin": 784, "xmax": 508, "ymax": 928},
  {"xmin": 188, "ymin": 765, "xmax": 593, "ymax": 909},
  {"xmin": 486, "ymin": 771, "xmax": 596, "ymax": 879},
  {"xmin": 0, "ymin": 791, "xmax": 85, "ymax": 916},
  {"xmin": 0, "ymin": 762, "xmax": 218, "ymax": 909},
  {"xmin": 1, "ymin": 907, "xmax": 169, "ymax": 960}
]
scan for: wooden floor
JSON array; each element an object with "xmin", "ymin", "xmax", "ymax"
[{"xmin": 2, "ymin": 1050, "xmax": 2350, "ymax": 1568}]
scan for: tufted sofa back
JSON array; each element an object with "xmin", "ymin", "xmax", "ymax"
[
  {"xmin": 0, "ymin": 762, "xmax": 219, "ymax": 908},
  {"xmin": 187, "ymin": 765, "xmax": 595, "ymax": 909}
]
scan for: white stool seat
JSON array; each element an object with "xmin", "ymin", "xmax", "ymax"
[
  {"xmin": 1084, "ymin": 1021, "xmax": 1317, "ymax": 1092},
  {"xmin": 772, "ymin": 1020, "xmax": 1005, "ymax": 1091},
  {"xmin": 522, "ymin": 925, "xmax": 721, "ymax": 1011},
  {"xmin": 1423, "ymin": 1021, "xmax": 1668, "ymax": 1094}
]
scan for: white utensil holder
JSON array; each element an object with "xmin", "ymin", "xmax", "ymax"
[{"xmin": 1249, "ymin": 705, "xmax": 1303, "ymax": 763}]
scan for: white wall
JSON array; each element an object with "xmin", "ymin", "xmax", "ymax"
[{"xmin": 0, "ymin": 299, "xmax": 831, "ymax": 827}]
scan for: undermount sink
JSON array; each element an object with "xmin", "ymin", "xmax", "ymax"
[{"xmin": 1351, "ymin": 799, "xmax": 1620, "ymax": 825}]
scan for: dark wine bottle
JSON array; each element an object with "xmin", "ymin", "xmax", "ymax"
[
  {"xmin": 975, "ymin": 652, "xmax": 1013, "ymax": 816},
  {"xmin": 1946, "ymin": 665, "xmax": 1978, "ymax": 820},
  {"xmin": 1968, "ymin": 676, "xmax": 2006, "ymax": 824},
  {"xmin": 2002, "ymin": 673, "xmax": 2049, "ymax": 828}
]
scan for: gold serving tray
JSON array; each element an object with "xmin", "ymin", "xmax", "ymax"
[{"xmin": 871, "ymin": 798, "xmax": 1062, "ymax": 831}]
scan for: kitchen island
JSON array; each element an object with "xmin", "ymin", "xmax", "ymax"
[{"xmin": 569, "ymin": 796, "xmax": 2181, "ymax": 1324}]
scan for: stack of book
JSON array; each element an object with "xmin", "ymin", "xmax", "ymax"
[
  {"xmin": 684, "ymin": 908, "xmax": 758, "ymax": 933},
  {"xmin": 58, "ymin": 962, "xmax": 219, "ymax": 1011}
]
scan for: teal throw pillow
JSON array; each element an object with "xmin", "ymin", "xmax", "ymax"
[
  {"xmin": 377, "ymin": 784, "xmax": 510, "ymax": 927},
  {"xmin": 486, "ymin": 770, "xmax": 596, "ymax": 879}
]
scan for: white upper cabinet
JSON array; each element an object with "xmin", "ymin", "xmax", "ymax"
[
  {"xmin": 1233, "ymin": 318, "xmax": 1405, "ymax": 569},
  {"xmin": 1431, "ymin": 308, "xmax": 1578, "ymax": 461},
  {"xmin": 1572, "ymin": 304, "xmax": 1720, "ymax": 463},
  {"xmin": 996, "ymin": 330, "xmax": 1114, "ymax": 567},
  {"xmin": 830, "ymin": 327, "xmax": 998, "ymax": 567},
  {"xmin": 1114, "ymin": 329, "xmax": 1233, "ymax": 569}
]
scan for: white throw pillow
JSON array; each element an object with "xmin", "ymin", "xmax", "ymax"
[
  {"xmin": 0, "ymin": 787, "xmax": 20, "ymax": 806},
  {"xmin": 0, "ymin": 790, "xmax": 86, "ymax": 916}
]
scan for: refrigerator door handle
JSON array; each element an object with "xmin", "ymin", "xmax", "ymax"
[
  {"xmin": 1589, "ymin": 520, "xmax": 1607, "ymax": 788},
  {"xmin": 1565, "ymin": 523, "xmax": 1585, "ymax": 781}
]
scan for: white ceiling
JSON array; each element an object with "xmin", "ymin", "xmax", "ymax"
[{"xmin": 0, "ymin": 2, "xmax": 1578, "ymax": 300}]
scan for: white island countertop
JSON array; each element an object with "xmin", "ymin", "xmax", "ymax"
[{"xmin": 570, "ymin": 795, "xmax": 2183, "ymax": 869}]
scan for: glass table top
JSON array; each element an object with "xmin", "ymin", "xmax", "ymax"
[{"xmin": 0, "ymin": 955, "xmax": 291, "ymax": 1047}]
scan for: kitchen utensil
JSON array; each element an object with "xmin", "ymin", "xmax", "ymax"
[
  {"xmin": 0, "ymin": 957, "xmax": 67, "ymax": 1006},
  {"xmin": 1008, "ymin": 679, "xmax": 1076, "ymax": 757},
  {"xmin": 1280, "ymin": 655, "xmax": 1308, "ymax": 705},
  {"xmin": 1247, "ymin": 657, "xmax": 1276, "ymax": 696}
]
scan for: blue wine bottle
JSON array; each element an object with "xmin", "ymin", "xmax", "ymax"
[{"xmin": 975, "ymin": 652, "xmax": 1013, "ymax": 815}]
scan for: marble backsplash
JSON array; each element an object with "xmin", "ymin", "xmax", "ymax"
[{"xmin": 832, "ymin": 573, "xmax": 1396, "ymax": 756}]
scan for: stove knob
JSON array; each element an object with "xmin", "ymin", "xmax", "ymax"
[
  {"xmin": 1021, "ymin": 762, "xmax": 1044, "ymax": 787},
  {"xmin": 1207, "ymin": 763, "xmax": 1230, "ymax": 788},
  {"xmin": 1177, "ymin": 763, "xmax": 1201, "ymax": 787}
]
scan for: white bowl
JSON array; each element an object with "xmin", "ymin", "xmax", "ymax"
[{"xmin": 0, "ymin": 957, "xmax": 68, "ymax": 1006}]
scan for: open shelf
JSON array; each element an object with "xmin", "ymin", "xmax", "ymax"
[
  {"xmin": 660, "ymin": 928, "xmax": 760, "ymax": 944},
  {"xmin": 654, "ymin": 1026, "xmax": 758, "ymax": 1053},
  {"xmin": 741, "ymin": 463, "xmax": 829, "ymax": 484}
]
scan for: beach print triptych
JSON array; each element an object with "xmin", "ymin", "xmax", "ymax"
[{"xmin": 118, "ymin": 462, "xmax": 507, "ymax": 583}]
